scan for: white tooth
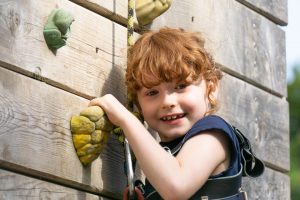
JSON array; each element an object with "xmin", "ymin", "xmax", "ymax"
[
  {"xmin": 172, "ymin": 116, "xmax": 176, "ymax": 119},
  {"xmin": 167, "ymin": 116, "xmax": 172, "ymax": 120}
]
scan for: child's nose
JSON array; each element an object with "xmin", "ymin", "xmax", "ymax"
[{"xmin": 161, "ymin": 93, "xmax": 177, "ymax": 109}]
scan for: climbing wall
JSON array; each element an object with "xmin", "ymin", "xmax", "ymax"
[{"xmin": 0, "ymin": 0, "xmax": 289, "ymax": 199}]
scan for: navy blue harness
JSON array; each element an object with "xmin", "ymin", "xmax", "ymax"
[{"xmin": 138, "ymin": 115, "xmax": 264, "ymax": 200}]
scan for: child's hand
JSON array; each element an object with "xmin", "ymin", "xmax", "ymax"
[
  {"xmin": 122, "ymin": 187, "xmax": 144, "ymax": 200},
  {"xmin": 89, "ymin": 94, "xmax": 132, "ymax": 127}
]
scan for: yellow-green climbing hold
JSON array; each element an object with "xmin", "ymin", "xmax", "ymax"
[
  {"xmin": 70, "ymin": 116, "xmax": 95, "ymax": 135},
  {"xmin": 70, "ymin": 106, "xmax": 113, "ymax": 166}
]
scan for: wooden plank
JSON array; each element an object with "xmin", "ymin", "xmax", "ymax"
[
  {"xmin": 235, "ymin": 0, "xmax": 288, "ymax": 26},
  {"xmin": 0, "ymin": 1, "xmax": 289, "ymax": 199},
  {"xmin": 242, "ymin": 168, "xmax": 290, "ymax": 199},
  {"xmin": 0, "ymin": 168, "xmax": 290, "ymax": 200},
  {"xmin": 82, "ymin": 0, "xmax": 287, "ymax": 97},
  {"xmin": 0, "ymin": 67, "xmax": 126, "ymax": 199},
  {"xmin": 68, "ymin": 0, "xmax": 290, "ymax": 170},
  {"xmin": 0, "ymin": 62, "xmax": 289, "ymax": 179},
  {"xmin": 0, "ymin": 169, "xmax": 103, "ymax": 200},
  {"xmin": 217, "ymin": 74, "xmax": 289, "ymax": 171},
  {"xmin": 70, "ymin": 0, "xmax": 128, "ymax": 26},
  {"xmin": 0, "ymin": 0, "xmax": 287, "ymax": 100},
  {"xmin": 0, "ymin": 0, "xmax": 128, "ymax": 101},
  {"xmin": 147, "ymin": 0, "xmax": 287, "ymax": 97}
]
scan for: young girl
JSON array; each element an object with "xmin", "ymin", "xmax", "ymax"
[{"xmin": 90, "ymin": 28, "xmax": 246, "ymax": 200}]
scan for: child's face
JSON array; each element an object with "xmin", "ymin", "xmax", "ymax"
[{"xmin": 137, "ymin": 78, "xmax": 210, "ymax": 142}]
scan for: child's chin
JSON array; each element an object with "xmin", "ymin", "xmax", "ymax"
[{"xmin": 159, "ymin": 131, "xmax": 187, "ymax": 141}]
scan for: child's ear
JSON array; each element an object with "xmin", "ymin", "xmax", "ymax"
[
  {"xmin": 211, "ymin": 82, "xmax": 219, "ymax": 98},
  {"xmin": 207, "ymin": 80, "xmax": 219, "ymax": 103}
]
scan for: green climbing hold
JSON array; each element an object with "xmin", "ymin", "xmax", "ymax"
[{"xmin": 43, "ymin": 9, "xmax": 74, "ymax": 51}]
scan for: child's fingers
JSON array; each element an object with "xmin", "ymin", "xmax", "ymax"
[
  {"xmin": 135, "ymin": 187, "xmax": 145, "ymax": 199},
  {"xmin": 122, "ymin": 187, "xmax": 129, "ymax": 200},
  {"xmin": 89, "ymin": 98, "xmax": 101, "ymax": 107},
  {"xmin": 122, "ymin": 187, "xmax": 145, "ymax": 200}
]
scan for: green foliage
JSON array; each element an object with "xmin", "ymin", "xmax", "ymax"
[
  {"xmin": 288, "ymin": 64, "xmax": 300, "ymax": 200},
  {"xmin": 291, "ymin": 134, "xmax": 300, "ymax": 200}
]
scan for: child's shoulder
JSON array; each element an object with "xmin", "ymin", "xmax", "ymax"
[{"xmin": 188, "ymin": 115, "xmax": 233, "ymax": 136}]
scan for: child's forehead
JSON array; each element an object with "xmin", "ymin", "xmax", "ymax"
[{"xmin": 138, "ymin": 76, "xmax": 196, "ymax": 89}]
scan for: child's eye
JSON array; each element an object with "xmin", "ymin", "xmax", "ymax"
[
  {"xmin": 175, "ymin": 83, "xmax": 187, "ymax": 89},
  {"xmin": 146, "ymin": 90, "xmax": 158, "ymax": 96}
]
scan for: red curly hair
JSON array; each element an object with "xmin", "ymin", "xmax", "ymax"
[{"xmin": 126, "ymin": 27, "xmax": 222, "ymax": 114}]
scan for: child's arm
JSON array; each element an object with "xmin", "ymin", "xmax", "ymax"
[{"xmin": 89, "ymin": 94, "xmax": 230, "ymax": 200}]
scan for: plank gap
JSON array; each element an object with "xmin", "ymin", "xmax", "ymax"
[
  {"xmin": 0, "ymin": 61, "xmax": 95, "ymax": 101},
  {"xmin": 70, "ymin": 0, "xmax": 127, "ymax": 28},
  {"xmin": 264, "ymin": 161, "xmax": 289, "ymax": 174},
  {"xmin": 0, "ymin": 159, "xmax": 121, "ymax": 200},
  {"xmin": 69, "ymin": 0, "xmax": 147, "ymax": 33},
  {"xmin": 235, "ymin": 0, "xmax": 287, "ymax": 26},
  {"xmin": 219, "ymin": 64, "xmax": 284, "ymax": 98}
]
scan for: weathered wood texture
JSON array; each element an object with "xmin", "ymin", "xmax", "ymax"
[
  {"xmin": 0, "ymin": 167, "xmax": 290, "ymax": 200},
  {"xmin": 70, "ymin": 0, "xmax": 128, "ymax": 25},
  {"xmin": 242, "ymin": 167, "xmax": 290, "ymax": 199},
  {"xmin": 0, "ymin": 67, "xmax": 125, "ymax": 199},
  {"xmin": 0, "ymin": 169, "xmax": 103, "ymax": 200},
  {"xmin": 67, "ymin": 0, "xmax": 290, "ymax": 171},
  {"xmin": 0, "ymin": 0, "xmax": 289, "ymax": 199},
  {"xmin": 71, "ymin": 0, "xmax": 287, "ymax": 98},
  {"xmin": 217, "ymin": 74, "xmax": 289, "ymax": 171},
  {"xmin": 145, "ymin": 0, "xmax": 287, "ymax": 97},
  {"xmin": 0, "ymin": 0, "xmax": 128, "ymax": 101},
  {"xmin": 0, "ymin": 67, "xmax": 289, "ymax": 199},
  {"xmin": 235, "ymin": 0, "xmax": 288, "ymax": 25}
]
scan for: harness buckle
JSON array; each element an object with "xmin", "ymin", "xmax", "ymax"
[
  {"xmin": 201, "ymin": 196, "xmax": 209, "ymax": 200},
  {"xmin": 239, "ymin": 188, "xmax": 248, "ymax": 200}
]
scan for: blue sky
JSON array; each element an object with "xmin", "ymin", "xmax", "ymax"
[{"xmin": 284, "ymin": 0, "xmax": 300, "ymax": 82}]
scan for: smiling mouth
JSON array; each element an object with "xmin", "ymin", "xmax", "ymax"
[{"xmin": 160, "ymin": 114, "xmax": 186, "ymax": 121}]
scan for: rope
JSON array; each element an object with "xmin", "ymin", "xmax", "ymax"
[
  {"xmin": 127, "ymin": 0, "xmax": 135, "ymax": 47},
  {"xmin": 127, "ymin": 0, "xmax": 135, "ymax": 112},
  {"xmin": 124, "ymin": 1, "xmax": 136, "ymax": 198}
]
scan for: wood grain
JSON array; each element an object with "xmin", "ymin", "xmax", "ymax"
[
  {"xmin": 217, "ymin": 74, "xmax": 289, "ymax": 171},
  {"xmin": 0, "ymin": 67, "xmax": 126, "ymax": 199},
  {"xmin": 72, "ymin": 0, "xmax": 287, "ymax": 97},
  {"xmin": 147, "ymin": 0, "xmax": 287, "ymax": 97},
  {"xmin": 0, "ymin": 0, "xmax": 128, "ymax": 101},
  {"xmin": 0, "ymin": 169, "xmax": 104, "ymax": 200},
  {"xmin": 0, "ymin": 167, "xmax": 290, "ymax": 200},
  {"xmin": 0, "ymin": 0, "xmax": 289, "ymax": 199},
  {"xmin": 0, "ymin": 0, "xmax": 287, "ymax": 98},
  {"xmin": 235, "ymin": 0, "xmax": 288, "ymax": 25},
  {"xmin": 242, "ymin": 167, "xmax": 290, "ymax": 200},
  {"xmin": 0, "ymin": 64, "xmax": 289, "ymax": 187},
  {"xmin": 70, "ymin": 0, "xmax": 128, "ymax": 25}
]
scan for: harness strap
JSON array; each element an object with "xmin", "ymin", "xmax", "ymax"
[
  {"xmin": 191, "ymin": 166, "xmax": 242, "ymax": 199},
  {"xmin": 142, "ymin": 167, "xmax": 244, "ymax": 200},
  {"xmin": 170, "ymin": 122, "xmax": 265, "ymax": 178},
  {"xmin": 232, "ymin": 126, "xmax": 265, "ymax": 178}
]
